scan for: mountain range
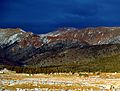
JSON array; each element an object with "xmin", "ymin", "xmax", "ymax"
[{"xmin": 1, "ymin": 27, "xmax": 120, "ymax": 72}]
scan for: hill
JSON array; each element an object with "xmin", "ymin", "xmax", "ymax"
[{"xmin": 1, "ymin": 27, "xmax": 120, "ymax": 73}]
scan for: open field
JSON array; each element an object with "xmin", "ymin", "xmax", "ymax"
[{"xmin": 1, "ymin": 72, "xmax": 120, "ymax": 91}]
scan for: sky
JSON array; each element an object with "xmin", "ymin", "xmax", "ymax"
[{"xmin": 0, "ymin": 0, "xmax": 120, "ymax": 34}]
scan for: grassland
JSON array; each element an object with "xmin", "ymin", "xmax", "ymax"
[{"xmin": 1, "ymin": 72, "xmax": 120, "ymax": 91}]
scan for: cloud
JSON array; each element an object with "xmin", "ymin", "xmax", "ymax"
[{"xmin": 0, "ymin": 0, "xmax": 120, "ymax": 33}]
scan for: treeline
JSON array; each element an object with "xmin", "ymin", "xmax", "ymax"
[
  {"xmin": 1, "ymin": 65, "xmax": 79, "ymax": 74},
  {"xmin": 1, "ymin": 53, "xmax": 120, "ymax": 74}
]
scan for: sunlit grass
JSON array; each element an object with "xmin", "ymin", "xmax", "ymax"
[
  {"xmin": 1, "ymin": 72, "xmax": 120, "ymax": 90},
  {"xmin": 4, "ymin": 83, "xmax": 100, "ymax": 90},
  {"xmin": 4, "ymin": 83, "xmax": 38, "ymax": 90}
]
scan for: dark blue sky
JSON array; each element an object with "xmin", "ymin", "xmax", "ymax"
[{"xmin": 0, "ymin": 0, "xmax": 120, "ymax": 33}]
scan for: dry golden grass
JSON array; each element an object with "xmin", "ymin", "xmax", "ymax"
[
  {"xmin": 100, "ymin": 73, "xmax": 120, "ymax": 78},
  {"xmin": 39, "ymin": 84, "xmax": 99, "ymax": 90},
  {"xmin": 4, "ymin": 83, "xmax": 99, "ymax": 90},
  {"xmin": 2, "ymin": 72, "xmax": 120, "ymax": 90},
  {"xmin": 0, "ymin": 74, "xmax": 26, "ymax": 80},
  {"xmin": 4, "ymin": 83, "xmax": 38, "ymax": 90},
  {"xmin": 93, "ymin": 81, "xmax": 105, "ymax": 84}
]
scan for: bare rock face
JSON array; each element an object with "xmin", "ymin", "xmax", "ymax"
[
  {"xmin": 39, "ymin": 27, "xmax": 120, "ymax": 45},
  {"xmin": 1, "ymin": 27, "xmax": 120, "ymax": 48},
  {"xmin": 1, "ymin": 27, "xmax": 120, "ymax": 70}
]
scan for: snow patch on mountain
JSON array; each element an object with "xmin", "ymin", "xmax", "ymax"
[
  {"xmin": 19, "ymin": 28, "xmax": 26, "ymax": 33},
  {"xmin": 96, "ymin": 36, "xmax": 120, "ymax": 45},
  {"xmin": 0, "ymin": 28, "xmax": 26, "ymax": 47},
  {"xmin": 7, "ymin": 34, "xmax": 20, "ymax": 45}
]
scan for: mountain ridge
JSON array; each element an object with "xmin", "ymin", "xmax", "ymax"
[
  {"xmin": 1, "ymin": 27, "xmax": 120, "ymax": 72},
  {"xmin": 1, "ymin": 27, "xmax": 120, "ymax": 47}
]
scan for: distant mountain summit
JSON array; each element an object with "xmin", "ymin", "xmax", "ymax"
[
  {"xmin": 1, "ymin": 27, "xmax": 120, "ymax": 48},
  {"xmin": 1, "ymin": 27, "xmax": 120, "ymax": 72}
]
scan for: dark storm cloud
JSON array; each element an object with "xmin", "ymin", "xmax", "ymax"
[{"xmin": 0, "ymin": 0, "xmax": 120, "ymax": 33}]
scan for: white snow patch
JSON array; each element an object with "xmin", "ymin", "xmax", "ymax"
[
  {"xmin": 88, "ymin": 31, "xmax": 92, "ymax": 35},
  {"xmin": 74, "ymin": 33, "xmax": 77, "ymax": 38},
  {"xmin": 98, "ymin": 41, "xmax": 101, "ymax": 44},
  {"xmin": 41, "ymin": 37, "xmax": 51, "ymax": 43},
  {"xmin": 98, "ymin": 31, "xmax": 102, "ymax": 34},
  {"xmin": 19, "ymin": 28, "xmax": 26, "ymax": 33},
  {"xmin": 0, "ymin": 32, "xmax": 5, "ymax": 37},
  {"xmin": 7, "ymin": 34, "xmax": 20, "ymax": 44},
  {"xmin": 67, "ymin": 28, "xmax": 71, "ymax": 31},
  {"xmin": 40, "ymin": 32, "xmax": 61, "ymax": 37},
  {"xmin": 53, "ymin": 33, "xmax": 61, "ymax": 37}
]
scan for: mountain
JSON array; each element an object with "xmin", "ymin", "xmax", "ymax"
[{"xmin": 1, "ymin": 27, "xmax": 120, "ymax": 72}]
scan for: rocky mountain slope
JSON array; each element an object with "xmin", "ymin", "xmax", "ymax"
[{"xmin": 1, "ymin": 27, "xmax": 120, "ymax": 72}]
